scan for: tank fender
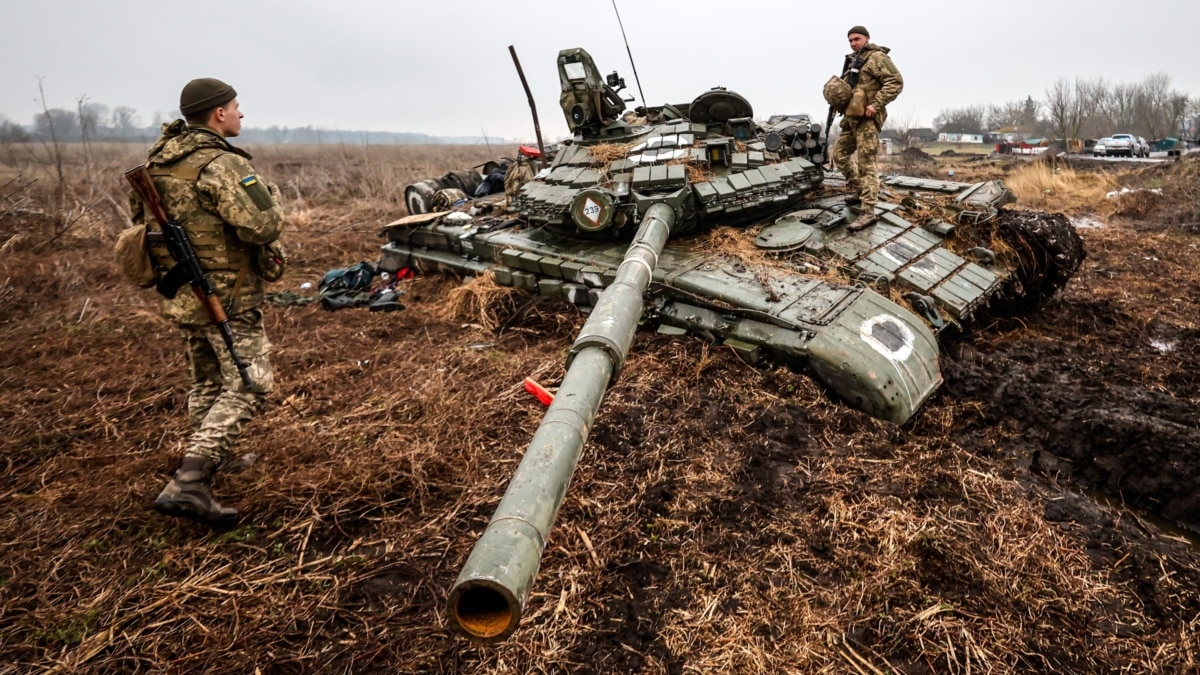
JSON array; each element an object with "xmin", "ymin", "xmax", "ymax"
[{"xmin": 805, "ymin": 292, "xmax": 942, "ymax": 424}]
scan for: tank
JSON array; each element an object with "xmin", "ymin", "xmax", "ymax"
[{"xmin": 377, "ymin": 48, "xmax": 1085, "ymax": 642}]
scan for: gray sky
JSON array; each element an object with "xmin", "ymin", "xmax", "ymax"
[{"xmin": 3, "ymin": 0, "xmax": 1197, "ymax": 141}]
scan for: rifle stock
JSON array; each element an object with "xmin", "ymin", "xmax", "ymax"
[{"xmin": 124, "ymin": 164, "xmax": 254, "ymax": 388}]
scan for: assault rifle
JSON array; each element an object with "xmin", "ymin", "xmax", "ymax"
[{"xmin": 125, "ymin": 164, "xmax": 254, "ymax": 388}]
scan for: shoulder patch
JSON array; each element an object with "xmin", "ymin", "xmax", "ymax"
[{"xmin": 240, "ymin": 174, "xmax": 275, "ymax": 211}]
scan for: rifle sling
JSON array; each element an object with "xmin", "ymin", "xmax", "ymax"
[
  {"xmin": 227, "ymin": 253, "xmax": 252, "ymax": 315},
  {"xmin": 843, "ymin": 51, "xmax": 869, "ymax": 89}
]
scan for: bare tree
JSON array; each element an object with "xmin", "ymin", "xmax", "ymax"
[
  {"xmin": 883, "ymin": 108, "xmax": 922, "ymax": 147},
  {"xmin": 984, "ymin": 98, "xmax": 1042, "ymax": 139},
  {"xmin": 1044, "ymin": 77, "xmax": 1104, "ymax": 147},
  {"xmin": 1187, "ymin": 98, "xmax": 1200, "ymax": 141},
  {"xmin": 1097, "ymin": 82, "xmax": 1139, "ymax": 135},
  {"xmin": 110, "ymin": 106, "xmax": 139, "ymax": 135},
  {"xmin": 34, "ymin": 107, "xmax": 80, "ymax": 140},
  {"xmin": 1129, "ymin": 73, "xmax": 1192, "ymax": 140},
  {"xmin": 76, "ymin": 96, "xmax": 96, "ymax": 187},
  {"xmin": 1044, "ymin": 79, "xmax": 1075, "ymax": 146},
  {"xmin": 933, "ymin": 105, "xmax": 986, "ymax": 134},
  {"xmin": 30, "ymin": 77, "xmax": 100, "ymax": 251},
  {"xmin": 34, "ymin": 77, "xmax": 67, "ymax": 201},
  {"xmin": 79, "ymin": 101, "xmax": 110, "ymax": 137},
  {"xmin": 985, "ymin": 100, "xmax": 1024, "ymax": 130}
]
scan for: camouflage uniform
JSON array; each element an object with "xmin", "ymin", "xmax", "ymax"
[
  {"xmin": 131, "ymin": 120, "xmax": 285, "ymax": 466},
  {"xmin": 832, "ymin": 44, "xmax": 904, "ymax": 210}
]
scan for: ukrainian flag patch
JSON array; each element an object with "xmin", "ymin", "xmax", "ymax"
[{"xmin": 240, "ymin": 174, "xmax": 274, "ymax": 211}]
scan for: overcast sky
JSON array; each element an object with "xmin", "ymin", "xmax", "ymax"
[{"xmin": 3, "ymin": 0, "xmax": 1197, "ymax": 142}]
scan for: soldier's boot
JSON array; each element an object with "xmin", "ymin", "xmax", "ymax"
[
  {"xmin": 847, "ymin": 206, "xmax": 879, "ymax": 232},
  {"xmin": 153, "ymin": 456, "xmax": 239, "ymax": 527},
  {"xmin": 844, "ymin": 195, "xmax": 862, "ymax": 206}
]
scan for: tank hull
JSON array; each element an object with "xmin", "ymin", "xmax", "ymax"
[{"xmin": 381, "ymin": 217, "xmax": 942, "ymax": 424}]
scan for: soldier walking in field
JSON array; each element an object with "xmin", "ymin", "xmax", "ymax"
[
  {"xmin": 831, "ymin": 26, "xmax": 904, "ymax": 231},
  {"xmin": 126, "ymin": 78, "xmax": 287, "ymax": 526}
]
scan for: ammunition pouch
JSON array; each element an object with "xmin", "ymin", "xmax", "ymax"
[
  {"xmin": 114, "ymin": 223, "xmax": 159, "ymax": 288},
  {"xmin": 845, "ymin": 88, "xmax": 867, "ymax": 118}
]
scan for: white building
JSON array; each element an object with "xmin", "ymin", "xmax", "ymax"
[{"xmin": 937, "ymin": 133, "xmax": 984, "ymax": 143}]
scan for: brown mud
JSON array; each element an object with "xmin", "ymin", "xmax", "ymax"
[{"xmin": 1, "ymin": 147, "xmax": 1198, "ymax": 673}]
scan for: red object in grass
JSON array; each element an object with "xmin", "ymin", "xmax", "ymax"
[{"xmin": 523, "ymin": 377, "xmax": 555, "ymax": 406}]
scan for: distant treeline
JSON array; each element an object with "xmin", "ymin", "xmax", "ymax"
[
  {"xmin": 916, "ymin": 73, "xmax": 1199, "ymax": 144},
  {"xmin": 0, "ymin": 103, "xmax": 503, "ymax": 146}
]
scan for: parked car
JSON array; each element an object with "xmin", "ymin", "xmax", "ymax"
[
  {"xmin": 1107, "ymin": 133, "xmax": 1150, "ymax": 158},
  {"xmin": 1092, "ymin": 137, "xmax": 1111, "ymax": 156}
]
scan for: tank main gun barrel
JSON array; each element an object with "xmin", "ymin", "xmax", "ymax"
[{"xmin": 447, "ymin": 201, "xmax": 678, "ymax": 643}]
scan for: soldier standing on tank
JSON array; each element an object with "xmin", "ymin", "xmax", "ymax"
[
  {"xmin": 832, "ymin": 26, "xmax": 904, "ymax": 231},
  {"xmin": 129, "ymin": 78, "xmax": 286, "ymax": 526}
]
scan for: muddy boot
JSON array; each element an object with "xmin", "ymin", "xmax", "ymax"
[
  {"xmin": 153, "ymin": 456, "xmax": 239, "ymax": 527},
  {"xmin": 217, "ymin": 453, "xmax": 258, "ymax": 474},
  {"xmin": 847, "ymin": 209, "xmax": 879, "ymax": 232}
]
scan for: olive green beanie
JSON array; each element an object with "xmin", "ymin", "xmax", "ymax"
[
  {"xmin": 848, "ymin": 25, "xmax": 870, "ymax": 38},
  {"xmin": 179, "ymin": 78, "xmax": 237, "ymax": 116}
]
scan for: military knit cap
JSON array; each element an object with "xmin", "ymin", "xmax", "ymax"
[
  {"xmin": 848, "ymin": 25, "xmax": 870, "ymax": 38},
  {"xmin": 180, "ymin": 78, "xmax": 237, "ymax": 116}
]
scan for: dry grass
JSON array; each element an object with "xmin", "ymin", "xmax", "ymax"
[
  {"xmin": 1117, "ymin": 156, "xmax": 1200, "ymax": 229},
  {"xmin": 0, "ymin": 142, "xmax": 1198, "ymax": 674},
  {"xmin": 998, "ymin": 162, "xmax": 1119, "ymax": 213},
  {"xmin": 688, "ymin": 225, "xmax": 777, "ymax": 265},
  {"xmin": 586, "ymin": 142, "xmax": 635, "ymax": 165},
  {"xmin": 1107, "ymin": 188, "xmax": 1164, "ymax": 220},
  {"xmin": 0, "ymin": 141, "xmax": 510, "ymax": 249},
  {"xmin": 437, "ymin": 271, "xmax": 520, "ymax": 331}
]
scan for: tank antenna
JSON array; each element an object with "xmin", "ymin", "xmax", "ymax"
[{"xmin": 611, "ymin": 0, "xmax": 647, "ymax": 111}]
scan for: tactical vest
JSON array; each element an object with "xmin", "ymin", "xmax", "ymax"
[
  {"xmin": 848, "ymin": 47, "xmax": 897, "ymax": 127},
  {"xmin": 145, "ymin": 147, "xmax": 252, "ymax": 278}
]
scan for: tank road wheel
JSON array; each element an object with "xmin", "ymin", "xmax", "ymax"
[
  {"xmin": 441, "ymin": 170, "xmax": 483, "ymax": 197},
  {"xmin": 405, "ymin": 181, "xmax": 438, "ymax": 215},
  {"xmin": 988, "ymin": 210, "xmax": 1086, "ymax": 315}
]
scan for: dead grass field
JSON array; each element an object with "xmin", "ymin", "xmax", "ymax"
[{"xmin": 1, "ymin": 141, "xmax": 1198, "ymax": 673}]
